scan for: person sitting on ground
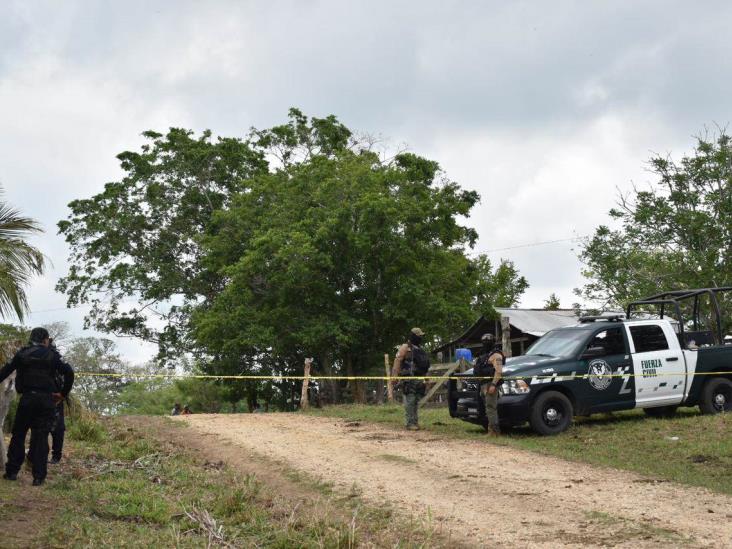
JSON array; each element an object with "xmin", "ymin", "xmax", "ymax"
[
  {"xmin": 171, "ymin": 403, "xmax": 182, "ymax": 416},
  {"xmin": 182, "ymin": 405, "xmax": 192, "ymax": 415}
]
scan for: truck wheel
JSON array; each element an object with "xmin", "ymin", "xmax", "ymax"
[
  {"xmin": 699, "ymin": 377, "xmax": 732, "ymax": 414},
  {"xmin": 643, "ymin": 406, "xmax": 678, "ymax": 418},
  {"xmin": 529, "ymin": 391, "xmax": 573, "ymax": 436}
]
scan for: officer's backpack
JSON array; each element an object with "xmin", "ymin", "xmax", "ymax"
[{"xmin": 409, "ymin": 344, "xmax": 431, "ymax": 376}]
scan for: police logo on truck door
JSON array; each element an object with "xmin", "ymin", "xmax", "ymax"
[{"xmin": 588, "ymin": 359, "xmax": 612, "ymax": 390}]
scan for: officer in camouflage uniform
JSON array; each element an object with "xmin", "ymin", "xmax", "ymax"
[
  {"xmin": 474, "ymin": 333, "xmax": 504, "ymax": 436},
  {"xmin": 392, "ymin": 327, "xmax": 429, "ymax": 431}
]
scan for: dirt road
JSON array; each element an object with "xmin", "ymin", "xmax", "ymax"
[{"xmin": 175, "ymin": 413, "xmax": 732, "ymax": 548}]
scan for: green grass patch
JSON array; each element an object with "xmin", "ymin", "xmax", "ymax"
[
  {"xmin": 306, "ymin": 403, "xmax": 732, "ymax": 495},
  {"xmin": 2, "ymin": 416, "xmax": 442, "ymax": 547},
  {"xmin": 581, "ymin": 510, "xmax": 690, "ymax": 544},
  {"xmin": 67, "ymin": 414, "xmax": 108, "ymax": 443}
]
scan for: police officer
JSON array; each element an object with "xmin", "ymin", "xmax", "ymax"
[
  {"xmin": 48, "ymin": 339, "xmax": 69, "ymax": 465},
  {"xmin": 0, "ymin": 327, "xmax": 74, "ymax": 485},
  {"xmin": 474, "ymin": 333, "xmax": 504, "ymax": 436},
  {"xmin": 392, "ymin": 327, "xmax": 429, "ymax": 431}
]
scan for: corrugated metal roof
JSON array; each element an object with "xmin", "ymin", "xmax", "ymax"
[{"xmin": 494, "ymin": 308, "xmax": 578, "ymax": 336}]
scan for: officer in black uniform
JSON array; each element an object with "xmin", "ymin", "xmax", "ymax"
[
  {"xmin": 49, "ymin": 340, "xmax": 68, "ymax": 464},
  {"xmin": 0, "ymin": 327, "xmax": 74, "ymax": 485}
]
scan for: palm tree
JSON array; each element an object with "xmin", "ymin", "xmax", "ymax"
[{"xmin": 0, "ymin": 187, "xmax": 45, "ymax": 320}]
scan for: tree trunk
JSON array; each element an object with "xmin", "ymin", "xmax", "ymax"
[
  {"xmin": 385, "ymin": 353, "xmax": 394, "ymax": 403},
  {"xmin": 321, "ymin": 354, "xmax": 341, "ymax": 404},
  {"xmin": 345, "ymin": 356, "xmax": 366, "ymax": 404}
]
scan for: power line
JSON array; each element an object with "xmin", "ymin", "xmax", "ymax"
[{"xmin": 470, "ymin": 236, "xmax": 587, "ymax": 255}]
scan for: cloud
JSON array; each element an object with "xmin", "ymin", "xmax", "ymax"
[{"xmin": 1, "ymin": 0, "xmax": 731, "ymax": 358}]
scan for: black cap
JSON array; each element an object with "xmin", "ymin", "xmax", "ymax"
[{"xmin": 30, "ymin": 327, "xmax": 50, "ymax": 344}]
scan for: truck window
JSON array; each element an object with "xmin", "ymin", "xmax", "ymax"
[
  {"xmin": 629, "ymin": 325, "xmax": 669, "ymax": 353},
  {"xmin": 586, "ymin": 328, "xmax": 626, "ymax": 356},
  {"xmin": 525, "ymin": 329, "xmax": 588, "ymax": 358}
]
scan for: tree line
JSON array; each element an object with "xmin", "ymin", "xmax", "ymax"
[
  {"xmin": 3, "ymin": 115, "xmax": 732, "ymax": 410},
  {"xmin": 56, "ymin": 109, "xmax": 528, "ymax": 405}
]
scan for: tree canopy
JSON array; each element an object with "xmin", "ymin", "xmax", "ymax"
[
  {"xmin": 579, "ymin": 130, "xmax": 732, "ymax": 308},
  {"xmin": 58, "ymin": 109, "xmax": 529, "ymax": 400}
]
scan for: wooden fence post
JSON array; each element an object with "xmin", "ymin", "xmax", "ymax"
[
  {"xmin": 501, "ymin": 315, "xmax": 512, "ymax": 358},
  {"xmin": 385, "ymin": 353, "xmax": 394, "ymax": 403},
  {"xmin": 301, "ymin": 358, "xmax": 312, "ymax": 410}
]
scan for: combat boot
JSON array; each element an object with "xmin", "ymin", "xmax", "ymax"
[{"xmin": 406, "ymin": 424, "xmax": 420, "ymax": 431}]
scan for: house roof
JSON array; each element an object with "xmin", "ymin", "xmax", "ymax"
[
  {"xmin": 494, "ymin": 308, "xmax": 578, "ymax": 337},
  {"xmin": 434, "ymin": 308, "xmax": 579, "ymax": 353}
]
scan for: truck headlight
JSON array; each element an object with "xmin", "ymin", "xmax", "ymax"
[{"xmin": 499, "ymin": 379, "xmax": 530, "ymax": 396}]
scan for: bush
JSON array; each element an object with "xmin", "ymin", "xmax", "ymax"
[{"xmin": 67, "ymin": 414, "xmax": 106, "ymax": 443}]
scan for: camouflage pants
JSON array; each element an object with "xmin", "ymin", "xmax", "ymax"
[
  {"xmin": 480, "ymin": 384, "xmax": 500, "ymax": 432},
  {"xmin": 402, "ymin": 380, "xmax": 426, "ymax": 427}
]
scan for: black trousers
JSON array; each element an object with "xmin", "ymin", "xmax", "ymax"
[
  {"xmin": 51, "ymin": 403, "xmax": 65, "ymax": 460},
  {"xmin": 6, "ymin": 392, "xmax": 56, "ymax": 480}
]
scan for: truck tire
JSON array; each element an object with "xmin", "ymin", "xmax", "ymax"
[
  {"xmin": 643, "ymin": 405, "xmax": 678, "ymax": 418},
  {"xmin": 699, "ymin": 377, "xmax": 732, "ymax": 414},
  {"xmin": 529, "ymin": 390, "xmax": 573, "ymax": 436}
]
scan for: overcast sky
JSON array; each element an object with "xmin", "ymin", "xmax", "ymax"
[{"xmin": 2, "ymin": 1, "xmax": 731, "ymax": 362}]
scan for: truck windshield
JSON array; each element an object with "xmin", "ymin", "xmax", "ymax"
[{"xmin": 526, "ymin": 329, "xmax": 589, "ymax": 358}]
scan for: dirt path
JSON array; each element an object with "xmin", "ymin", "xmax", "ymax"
[{"xmin": 175, "ymin": 413, "xmax": 732, "ymax": 548}]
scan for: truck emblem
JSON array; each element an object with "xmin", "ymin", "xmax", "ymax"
[{"xmin": 588, "ymin": 360, "xmax": 612, "ymax": 391}]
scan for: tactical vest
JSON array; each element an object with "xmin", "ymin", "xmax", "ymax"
[
  {"xmin": 402, "ymin": 344, "xmax": 431, "ymax": 376},
  {"xmin": 474, "ymin": 349, "xmax": 505, "ymax": 383},
  {"xmin": 14, "ymin": 345, "xmax": 58, "ymax": 394}
]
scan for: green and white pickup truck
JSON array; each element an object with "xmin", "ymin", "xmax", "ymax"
[{"xmin": 448, "ymin": 288, "xmax": 732, "ymax": 435}]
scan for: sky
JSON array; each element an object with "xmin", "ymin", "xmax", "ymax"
[{"xmin": 1, "ymin": 0, "xmax": 731, "ymax": 363}]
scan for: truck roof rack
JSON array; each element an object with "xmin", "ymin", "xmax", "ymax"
[
  {"xmin": 579, "ymin": 315, "xmax": 624, "ymax": 323},
  {"xmin": 626, "ymin": 287, "xmax": 732, "ymax": 346}
]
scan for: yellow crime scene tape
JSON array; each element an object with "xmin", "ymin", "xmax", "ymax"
[{"xmin": 74, "ymin": 371, "xmax": 732, "ymax": 381}]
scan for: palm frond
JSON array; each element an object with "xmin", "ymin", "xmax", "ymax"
[{"xmin": 0, "ymin": 189, "xmax": 46, "ymax": 320}]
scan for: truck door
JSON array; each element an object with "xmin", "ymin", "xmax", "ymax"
[
  {"xmin": 627, "ymin": 322, "xmax": 686, "ymax": 406},
  {"xmin": 579, "ymin": 327, "xmax": 634, "ymax": 413}
]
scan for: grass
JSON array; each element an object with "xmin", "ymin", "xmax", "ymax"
[
  {"xmin": 1, "ymin": 415, "xmax": 443, "ymax": 548},
  {"xmin": 305, "ymin": 403, "xmax": 732, "ymax": 496}
]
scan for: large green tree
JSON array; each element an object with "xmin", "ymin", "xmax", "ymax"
[
  {"xmin": 58, "ymin": 110, "xmax": 528, "ymax": 402},
  {"xmin": 579, "ymin": 130, "xmax": 732, "ymax": 309},
  {"xmin": 193, "ymin": 116, "xmax": 527, "ymax": 400},
  {"xmin": 57, "ymin": 129, "xmax": 267, "ymax": 357},
  {"xmin": 0, "ymin": 189, "xmax": 45, "ymax": 320}
]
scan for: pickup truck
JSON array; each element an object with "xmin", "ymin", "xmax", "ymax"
[{"xmin": 448, "ymin": 288, "xmax": 732, "ymax": 435}]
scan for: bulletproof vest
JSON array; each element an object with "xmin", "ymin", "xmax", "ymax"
[
  {"xmin": 402, "ymin": 344, "xmax": 431, "ymax": 376},
  {"xmin": 474, "ymin": 349, "xmax": 505, "ymax": 380},
  {"xmin": 14, "ymin": 345, "xmax": 58, "ymax": 394}
]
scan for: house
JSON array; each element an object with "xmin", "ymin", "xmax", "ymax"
[{"xmin": 434, "ymin": 308, "xmax": 580, "ymax": 360}]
